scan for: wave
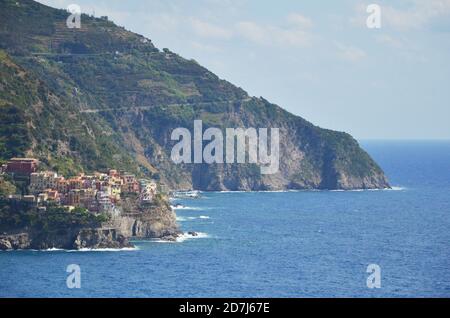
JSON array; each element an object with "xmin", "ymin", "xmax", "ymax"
[
  {"xmin": 171, "ymin": 205, "xmax": 204, "ymax": 211},
  {"xmin": 171, "ymin": 191, "xmax": 202, "ymax": 199},
  {"xmin": 176, "ymin": 232, "xmax": 209, "ymax": 242},
  {"xmin": 2, "ymin": 247, "xmax": 139, "ymax": 252},
  {"xmin": 330, "ymin": 189, "xmax": 363, "ymax": 192},
  {"xmin": 387, "ymin": 186, "xmax": 406, "ymax": 191},
  {"xmin": 176, "ymin": 215, "xmax": 211, "ymax": 222},
  {"xmin": 186, "ymin": 216, "xmax": 210, "ymax": 220},
  {"xmin": 329, "ymin": 187, "xmax": 406, "ymax": 192},
  {"xmin": 147, "ymin": 232, "xmax": 210, "ymax": 243},
  {"xmin": 67, "ymin": 247, "xmax": 139, "ymax": 252},
  {"xmin": 1, "ymin": 248, "xmax": 64, "ymax": 252},
  {"xmin": 214, "ymin": 190, "xmax": 309, "ymax": 193},
  {"xmin": 348, "ymin": 186, "xmax": 406, "ymax": 192},
  {"xmin": 208, "ymin": 187, "xmax": 406, "ymax": 194}
]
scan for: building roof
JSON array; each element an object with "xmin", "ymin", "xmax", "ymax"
[{"xmin": 9, "ymin": 158, "xmax": 39, "ymax": 162}]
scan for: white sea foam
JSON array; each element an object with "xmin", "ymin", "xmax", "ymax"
[
  {"xmin": 177, "ymin": 215, "xmax": 211, "ymax": 222},
  {"xmin": 3, "ymin": 248, "xmax": 66, "ymax": 252},
  {"xmin": 216, "ymin": 189, "xmax": 309, "ymax": 193},
  {"xmin": 172, "ymin": 205, "xmax": 203, "ymax": 210},
  {"xmin": 176, "ymin": 232, "xmax": 209, "ymax": 242},
  {"xmin": 43, "ymin": 248, "xmax": 65, "ymax": 251},
  {"xmin": 330, "ymin": 187, "xmax": 406, "ymax": 192},
  {"xmin": 354, "ymin": 186, "xmax": 406, "ymax": 192},
  {"xmin": 2, "ymin": 247, "xmax": 139, "ymax": 252},
  {"xmin": 214, "ymin": 190, "xmax": 248, "ymax": 193},
  {"xmin": 146, "ymin": 239, "xmax": 173, "ymax": 243},
  {"xmin": 212, "ymin": 187, "xmax": 406, "ymax": 193},
  {"xmin": 67, "ymin": 247, "xmax": 139, "ymax": 252},
  {"xmin": 146, "ymin": 232, "xmax": 210, "ymax": 243},
  {"xmin": 388, "ymin": 186, "xmax": 406, "ymax": 191}
]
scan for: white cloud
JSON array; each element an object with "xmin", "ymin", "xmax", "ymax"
[
  {"xmin": 374, "ymin": 34, "xmax": 428, "ymax": 63},
  {"xmin": 145, "ymin": 13, "xmax": 181, "ymax": 34},
  {"xmin": 375, "ymin": 34, "xmax": 405, "ymax": 49},
  {"xmin": 287, "ymin": 13, "xmax": 313, "ymax": 28},
  {"xmin": 335, "ymin": 42, "xmax": 367, "ymax": 62},
  {"xmin": 235, "ymin": 21, "xmax": 265, "ymax": 43},
  {"xmin": 190, "ymin": 41, "xmax": 222, "ymax": 53},
  {"xmin": 185, "ymin": 13, "xmax": 314, "ymax": 47},
  {"xmin": 189, "ymin": 18, "xmax": 233, "ymax": 39},
  {"xmin": 235, "ymin": 14, "xmax": 313, "ymax": 47},
  {"xmin": 383, "ymin": 0, "xmax": 450, "ymax": 30}
]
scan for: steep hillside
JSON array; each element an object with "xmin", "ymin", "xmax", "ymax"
[{"xmin": 0, "ymin": 0, "xmax": 390, "ymax": 190}]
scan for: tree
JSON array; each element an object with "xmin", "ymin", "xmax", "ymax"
[{"xmin": 0, "ymin": 177, "xmax": 16, "ymax": 197}]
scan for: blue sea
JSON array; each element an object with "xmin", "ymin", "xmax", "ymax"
[{"xmin": 1, "ymin": 141, "xmax": 449, "ymax": 297}]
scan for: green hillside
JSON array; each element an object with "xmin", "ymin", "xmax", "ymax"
[{"xmin": 0, "ymin": 0, "xmax": 390, "ymax": 190}]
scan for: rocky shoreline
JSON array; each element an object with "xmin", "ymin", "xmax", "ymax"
[
  {"xmin": 0, "ymin": 199, "xmax": 182, "ymax": 251},
  {"xmin": 0, "ymin": 228, "xmax": 133, "ymax": 250}
]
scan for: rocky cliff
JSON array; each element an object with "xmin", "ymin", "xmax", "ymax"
[
  {"xmin": 109, "ymin": 196, "xmax": 181, "ymax": 242},
  {"xmin": 0, "ymin": 0, "xmax": 390, "ymax": 191},
  {"xmin": 0, "ymin": 228, "xmax": 131, "ymax": 250},
  {"xmin": 0, "ymin": 197, "xmax": 179, "ymax": 250}
]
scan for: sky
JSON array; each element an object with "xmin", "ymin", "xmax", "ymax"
[{"xmin": 37, "ymin": 0, "xmax": 450, "ymax": 140}]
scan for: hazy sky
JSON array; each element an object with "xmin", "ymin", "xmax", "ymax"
[{"xmin": 37, "ymin": 0, "xmax": 450, "ymax": 139}]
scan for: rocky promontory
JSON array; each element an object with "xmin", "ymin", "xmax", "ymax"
[
  {"xmin": 0, "ymin": 228, "xmax": 132, "ymax": 250},
  {"xmin": 0, "ymin": 196, "xmax": 180, "ymax": 251},
  {"xmin": 108, "ymin": 195, "xmax": 182, "ymax": 242}
]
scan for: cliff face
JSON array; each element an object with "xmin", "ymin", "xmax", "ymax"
[
  {"xmin": 145, "ymin": 111, "xmax": 390, "ymax": 190},
  {"xmin": 0, "ymin": 0, "xmax": 390, "ymax": 190},
  {"xmin": 0, "ymin": 233, "xmax": 30, "ymax": 250},
  {"xmin": 73, "ymin": 228, "xmax": 132, "ymax": 249},
  {"xmin": 0, "ymin": 197, "xmax": 179, "ymax": 250},
  {"xmin": 110, "ymin": 199, "xmax": 181, "ymax": 241},
  {"xmin": 113, "ymin": 210, "xmax": 180, "ymax": 240},
  {"xmin": 0, "ymin": 228, "xmax": 131, "ymax": 250},
  {"xmin": 0, "ymin": 210, "xmax": 178, "ymax": 250}
]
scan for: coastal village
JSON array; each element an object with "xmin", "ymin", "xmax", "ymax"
[{"xmin": 0, "ymin": 157, "xmax": 159, "ymax": 216}]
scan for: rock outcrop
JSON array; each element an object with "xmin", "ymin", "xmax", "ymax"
[
  {"xmin": 73, "ymin": 228, "xmax": 132, "ymax": 250},
  {"xmin": 0, "ymin": 198, "xmax": 179, "ymax": 250},
  {"xmin": 0, "ymin": 228, "xmax": 132, "ymax": 250},
  {"xmin": 110, "ymin": 200, "xmax": 181, "ymax": 241},
  {"xmin": 0, "ymin": 233, "xmax": 31, "ymax": 250}
]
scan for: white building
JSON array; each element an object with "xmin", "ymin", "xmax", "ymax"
[
  {"xmin": 138, "ymin": 180, "xmax": 157, "ymax": 205},
  {"xmin": 29, "ymin": 171, "xmax": 58, "ymax": 194},
  {"xmin": 96, "ymin": 191, "xmax": 113, "ymax": 213}
]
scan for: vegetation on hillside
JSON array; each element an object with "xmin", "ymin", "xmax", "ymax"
[
  {"xmin": 0, "ymin": 0, "xmax": 389, "ymax": 190},
  {"xmin": 0, "ymin": 198, "xmax": 109, "ymax": 232}
]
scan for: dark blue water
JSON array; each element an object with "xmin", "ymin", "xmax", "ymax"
[{"xmin": 1, "ymin": 141, "xmax": 449, "ymax": 297}]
